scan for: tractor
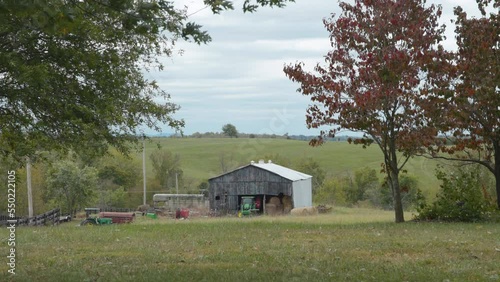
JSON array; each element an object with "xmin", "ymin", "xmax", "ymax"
[
  {"xmin": 238, "ymin": 196, "xmax": 260, "ymax": 217},
  {"xmin": 80, "ymin": 216, "xmax": 112, "ymax": 226}
]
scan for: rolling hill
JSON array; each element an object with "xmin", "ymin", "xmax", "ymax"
[{"xmin": 137, "ymin": 137, "xmax": 443, "ymax": 198}]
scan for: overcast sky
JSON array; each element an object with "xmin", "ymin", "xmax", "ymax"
[{"xmin": 144, "ymin": 0, "xmax": 487, "ymax": 136}]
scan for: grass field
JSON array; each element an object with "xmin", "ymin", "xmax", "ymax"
[
  {"xmin": 139, "ymin": 137, "xmax": 443, "ymax": 198},
  {"xmin": 1, "ymin": 208, "xmax": 500, "ymax": 281}
]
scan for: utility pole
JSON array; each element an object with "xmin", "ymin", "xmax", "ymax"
[
  {"xmin": 175, "ymin": 172, "xmax": 178, "ymax": 194},
  {"xmin": 26, "ymin": 157, "xmax": 33, "ymax": 217},
  {"xmin": 142, "ymin": 136, "xmax": 146, "ymax": 206}
]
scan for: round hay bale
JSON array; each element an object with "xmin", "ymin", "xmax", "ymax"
[
  {"xmin": 269, "ymin": 197, "xmax": 281, "ymax": 205},
  {"xmin": 283, "ymin": 206, "xmax": 292, "ymax": 214},
  {"xmin": 290, "ymin": 207, "xmax": 306, "ymax": 216},
  {"xmin": 282, "ymin": 196, "xmax": 293, "ymax": 214},
  {"xmin": 265, "ymin": 203, "xmax": 277, "ymax": 216},
  {"xmin": 307, "ymin": 206, "xmax": 318, "ymax": 215},
  {"xmin": 282, "ymin": 195, "xmax": 292, "ymax": 204},
  {"xmin": 291, "ymin": 206, "xmax": 318, "ymax": 216}
]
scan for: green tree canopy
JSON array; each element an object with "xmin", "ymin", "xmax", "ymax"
[
  {"xmin": 296, "ymin": 157, "xmax": 325, "ymax": 193},
  {"xmin": 45, "ymin": 159, "xmax": 98, "ymax": 216},
  {"xmin": 0, "ymin": 0, "xmax": 295, "ymax": 161},
  {"xmin": 222, "ymin": 124, "xmax": 238, "ymax": 138},
  {"xmin": 150, "ymin": 149, "xmax": 183, "ymax": 190}
]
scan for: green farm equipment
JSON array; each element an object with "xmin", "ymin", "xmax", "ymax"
[
  {"xmin": 80, "ymin": 217, "xmax": 112, "ymax": 226},
  {"xmin": 238, "ymin": 196, "xmax": 260, "ymax": 217},
  {"xmin": 80, "ymin": 208, "xmax": 135, "ymax": 226}
]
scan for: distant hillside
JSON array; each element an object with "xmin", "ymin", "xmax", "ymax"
[
  {"xmin": 185, "ymin": 131, "xmax": 357, "ymax": 142},
  {"xmin": 137, "ymin": 137, "xmax": 442, "ymax": 198}
]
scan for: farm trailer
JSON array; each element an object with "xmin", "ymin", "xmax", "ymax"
[{"xmin": 80, "ymin": 209, "xmax": 135, "ymax": 226}]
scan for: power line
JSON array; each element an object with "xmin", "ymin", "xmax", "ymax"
[{"xmin": 187, "ymin": 5, "xmax": 209, "ymax": 17}]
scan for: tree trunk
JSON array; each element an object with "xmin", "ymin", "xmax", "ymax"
[
  {"xmin": 391, "ymin": 169, "xmax": 405, "ymax": 223},
  {"xmin": 387, "ymin": 135, "xmax": 405, "ymax": 223}
]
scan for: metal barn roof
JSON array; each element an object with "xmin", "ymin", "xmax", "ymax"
[
  {"xmin": 209, "ymin": 160, "xmax": 312, "ymax": 182},
  {"xmin": 250, "ymin": 161, "xmax": 312, "ymax": 181}
]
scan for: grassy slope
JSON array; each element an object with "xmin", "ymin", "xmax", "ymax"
[
  {"xmin": 1, "ymin": 209, "xmax": 499, "ymax": 281},
  {"xmin": 139, "ymin": 138, "xmax": 441, "ymax": 198}
]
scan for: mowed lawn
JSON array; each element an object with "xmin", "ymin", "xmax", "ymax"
[{"xmin": 2, "ymin": 208, "xmax": 500, "ymax": 281}]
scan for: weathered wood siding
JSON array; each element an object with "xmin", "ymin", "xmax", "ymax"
[{"xmin": 209, "ymin": 166, "xmax": 292, "ymax": 211}]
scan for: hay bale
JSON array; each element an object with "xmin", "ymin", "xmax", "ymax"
[
  {"xmin": 269, "ymin": 197, "xmax": 281, "ymax": 205},
  {"xmin": 282, "ymin": 196, "xmax": 293, "ymax": 214},
  {"xmin": 265, "ymin": 204, "xmax": 277, "ymax": 216},
  {"xmin": 290, "ymin": 206, "xmax": 318, "ymax": 216},
  {"xmin": 283, "ymin": 206, "xmax": 292, "ymax": 214},
  {"xmin": 282, "ymin": 195, "xmax": 292, "ymax": 205},
  {"xmin": 275, "ymin": 204, "xmax": 284, "ymax": 216}
]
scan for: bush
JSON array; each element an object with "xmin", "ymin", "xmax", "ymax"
[
  {"xmin": 345, "ymin": 168, "xmax": 378, "ymax": 205},
  {"xmin": 98, "ymin": 187, "xmax": 128, "ymax": 208},
  {"xmin": 314, "ymin": 177, "xmax": 349, "ymax": 206},
  {"xmin": 416, "ymin": 165, "xmax": 493, "ymax": 222},
  {"xmin": 365, "ymin": 174, "xmax": 423, "ymax": 211},
  {"xmin": 296, "ymin": 158, "xmax": 326, "ymax": 194}
]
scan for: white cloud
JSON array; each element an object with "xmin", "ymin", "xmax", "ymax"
[
  {"xmin": 253, "ymin": 38, "xmax": 331, "ymax": 53},
  {"xmin": 143, "ymin": 0, "xmax": 492, "ymax": 136}
]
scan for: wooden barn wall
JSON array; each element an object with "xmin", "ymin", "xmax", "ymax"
[{"xmin": 209, "ymin": 166, "xmax": 292, "ymax": 211}]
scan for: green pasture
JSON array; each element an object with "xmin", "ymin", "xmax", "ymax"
[
  {"xmin": 1, "ymin": 208, "xmax": 499, "ymax": 281},
  {"xmin": 139, "ymin": 138, "xmax": 442, "ymax": 198}
]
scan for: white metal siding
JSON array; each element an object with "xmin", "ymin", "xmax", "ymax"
[{"xmin": 292, "ymin": 178, "xmax": 312, "ymax": 208}]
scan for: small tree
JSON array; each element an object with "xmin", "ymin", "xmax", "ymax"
[
  {"xmin": 284, "ymin": 0, "xmax": 445, "ymax": 222},
  {"xmin": 377, "ymin": 174, "xmax": 424, "ymax": 211},
  {"xmin": 314, "ymin": 176, "xmax": 350, "ymax": 206},
  {"xmin": 46, "ymin": 160, "xmax": 98, "ymax": 216},
  {"xmin": 150, "ymin": 149, "xmax": 183, "ymax": 190},
  {"xmin": 222, "ymin": 124, "xmax": 238, "ymax": 138},
  {"xmin": 97, "ymin": 153, "xmax": 139, "ymax": 188},
  {"xmin": 296, "ymin": 157, "xmax": 325, "ymax": 194},
  {"xmin": 346, "ymin": 167, "xmax": 379, "ymax": 205},
  {"xmin": 423, "ymin": 0, "xmax": 500, "ymax": 209}
]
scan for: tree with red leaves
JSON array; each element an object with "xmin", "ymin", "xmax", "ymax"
[
  {"xmin": 284, "ymin": 0, "xmax": 446, "ymax": 222},
  {"xmin": 424, "ymin": 0, "xmax": 500, "ymax": 209}
]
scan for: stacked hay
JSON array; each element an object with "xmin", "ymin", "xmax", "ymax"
[
  {"xmin": 266, "ymin": 197, "xmax": 283, "ymax": 216},
  {"xmin": 269, "ymin": 196, "xmax": 281, "ymax": 205},
  {"xmin": 290, "ymin": 206, "xmax": 318, "ymax": 216},
  {"xmin": 282, "ymin": 196, "xmax": 293, "ymax": 214},
  {"xmin": 265, "ymin": 204, "xmax": 277, "ymax": 216}
]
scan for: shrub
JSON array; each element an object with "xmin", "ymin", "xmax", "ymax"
[
  {"xmin": 345, "ymin": 167, "xmax": 378, "ymax": 205},
  {"xmin": 296, "ymin": 157, "xmax": 326, "ymax": 194},
  {"xmin": 416, "ymin": 165, "xmax": 493, "ymax": 222},
  {"xmin": 314, "ymin": 176, "xmax": 349, "ymax": 206},
  {"xmin": 373, "ymin": 174, "xmax": 424, "ymax": 211}
]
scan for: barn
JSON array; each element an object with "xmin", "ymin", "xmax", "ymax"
[{"xmin": 208, "ymin": 160, "xmax": 312, "ymax": 214}]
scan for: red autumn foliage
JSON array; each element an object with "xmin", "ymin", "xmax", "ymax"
[
  {"xmin": 284, "ymin": 0, "xmax": 446, "ymax": 222},
  {"xmin": 424, "ymin": 0, "xmax": 500, "ymax": 208}
]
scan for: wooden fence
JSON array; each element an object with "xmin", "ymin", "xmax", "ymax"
[{"xmin": 0, "ymin": 208, "xmax": 60, "ymax": 226}]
